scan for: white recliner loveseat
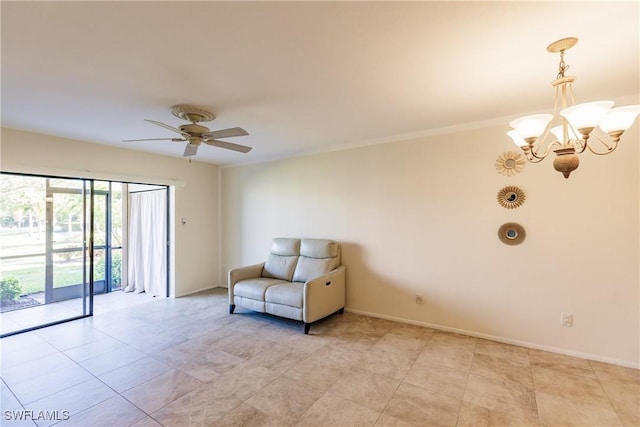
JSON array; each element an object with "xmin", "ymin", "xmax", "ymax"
[{"xmin": 228, "ymin": 238, "xmax": 345, "ymax": 334}]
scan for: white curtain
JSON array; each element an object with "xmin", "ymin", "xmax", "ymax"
[{"xmin": 125, "ymin": 190, "xmax": 167, "ymax": 296}]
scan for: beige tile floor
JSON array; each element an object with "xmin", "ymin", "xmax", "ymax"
[
  {"xmin": 1, "ymin": 291, "xmax": 159, "ymax": 336},
  {"xmin": 1, "ymin": 288, "xmax": 638, "ymax": 427}
]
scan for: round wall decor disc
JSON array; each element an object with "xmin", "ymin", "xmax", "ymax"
[{"xmin": 498, "ymin": 222, "xmax": 526, "ymax": 245}]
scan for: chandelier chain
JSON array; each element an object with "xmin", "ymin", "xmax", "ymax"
[{"xmin": 557, "ymin": 50, "xmax": 570, "ymax": 79}]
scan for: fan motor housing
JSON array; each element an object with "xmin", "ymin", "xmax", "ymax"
[{"xmin": 180, "ymin": 123, "xmax": 210, "ymax": 136}]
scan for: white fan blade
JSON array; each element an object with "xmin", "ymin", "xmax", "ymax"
[
  {"xmin": 122, "ymin": 138, "xmax": 185, "ymax": 142},
  {"xmin": 145, "ymin": 119, "xmax": 191, "ymax": 138},
  {"xmin": 183, "ymin": 143, "xmax": 198, "ymax": 157},
  {"xmin": 204, "ymin": 139, "xmax": 252, "ymax": 153},
  {"xmin": 202, "ymin": 127, "xmax": 249, "ymax": 139}
]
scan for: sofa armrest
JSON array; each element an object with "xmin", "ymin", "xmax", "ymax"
[
  {"xmin": 228, "ymin": 262, "xmax": 265, "ymax": 304},
  {"xmin": 303, "ymin": 265, "xmax": 346, "ymax": 324}
]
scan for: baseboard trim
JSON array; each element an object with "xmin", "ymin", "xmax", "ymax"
[
  {"xmin": 345, "ymin": 307, "xmax": 639, "ymax": 369},
  {"xmin": 175, "ymin": 285, "xmax": 222, "ymax": 298}
]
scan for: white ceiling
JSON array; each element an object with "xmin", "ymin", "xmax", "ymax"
[{"xmin": 2, "ymin": 1, "xmax": 638, "ymax": 166}]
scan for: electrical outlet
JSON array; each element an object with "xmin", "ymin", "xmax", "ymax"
[
  {"xmin": 561, "ymin": 312, "xmax": 573, "ymax": 327},
  {"xmin": 416, "ymin": 294, "xmax": 423, "ymax": 304}
]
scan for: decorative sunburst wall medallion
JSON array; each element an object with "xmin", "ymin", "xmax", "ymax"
[
  {"xmin": 495, "ymin": 151, "xmax": 525, "ymax": 176},
  {"xmin": 497, "ymin": 185, "xmax": 526, "ymax": 209}
]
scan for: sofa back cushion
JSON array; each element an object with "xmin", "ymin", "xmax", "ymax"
[
  {"xmin": 262, "ymin": 238, "xmax": 301, "ymax": 281},
  {"xmin": 292, "ymin": 239, "xmax": 340, "ymax": 283}
]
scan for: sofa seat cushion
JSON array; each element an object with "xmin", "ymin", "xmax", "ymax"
[
  {"xmin": 235, "ymin": 278, "xmax": 287, "ymax": 301},
  {"xmin": 265, "ymin": 282, "xmax": 304, "ymax": 308}
]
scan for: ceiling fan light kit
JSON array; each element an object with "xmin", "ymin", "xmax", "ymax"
[
  {"xmin": 123, "ymin": 104, "xmax": 251, "ymax": 157},
  {"xmin": 506, "ymin": 37, "xmax": 640, "ymax": 179}
]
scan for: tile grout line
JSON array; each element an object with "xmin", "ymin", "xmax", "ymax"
[{"xmin": 3, "ymin": 289, "xmax": 638, "ymax": 427}]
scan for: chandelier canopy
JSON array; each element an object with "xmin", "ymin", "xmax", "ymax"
[{"xmin": 507, "ymin": 37, "xmax": 639, "ymax": 179}]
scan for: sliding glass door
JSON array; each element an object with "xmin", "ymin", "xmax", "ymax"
[
  {"xmin": 46, "ymin": 180, "xmax": 96, "ymax": 303},
  {"xmin": 1, "ymin": 174, "xmax": 165, "ymax": 337},
  {"xmin": 0, "ymin": 175, "xmax": 95, "ymax": 336}
]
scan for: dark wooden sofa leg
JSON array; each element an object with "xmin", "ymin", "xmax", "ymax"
[
  {"xmin": 229, "ymin": 304, "xmax": 236, "ymax": 314},
  {"xmin": 304, "ymin": 323, "xmax": 311, "ymax": 334}
]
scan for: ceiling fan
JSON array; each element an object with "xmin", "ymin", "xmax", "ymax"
[{"xmin": 123, "ymin": 104, "xmax": 251, "ymax": 157}]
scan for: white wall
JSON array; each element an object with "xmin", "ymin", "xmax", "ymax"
[
  {"xmin": 1, "ymin": 128, "xmax": 220, "ymax": 297},
  {"xmin": 221, "ymin": 122, "xmax": 639, "ymax": 368}
]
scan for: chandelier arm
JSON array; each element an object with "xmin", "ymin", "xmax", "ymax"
[
  {"xmin": 529, "ymin": 140, "xmax": 562, "ymax": 160},
  {"xmin": 525, "ymin": 155, "xmax": 546, "ymax": 164},
  {"xmin": 587, "ymin": 144, "xmax": 619, "ymax": 156},
  {"xmin": 589, "ymin": 130, "xmax": 615, "ymax": 151},
  {"xmin": 553, "ymin": 85, "xmax": 561, "ymax": 115},
  {"xmin": 575, "ymin": 140, "xmax": 587, "ymax": 154},
  {"xmin": 568, "ymin": 83, "xmax": 576, "ymax": 105},
  {"xmin": 565, "ymin": 121, "xmax": 588, "ymax": 154},
  {"xmin": 527, "ymin": 91, "xmax": 558, "ymax": 159},
  {"xmin": 586, "ymin": 132, "xmax": 619, "ymax": 155},
  {"xmin": 529, "ymin": 84, "xmax": 563, "ymax": 159}
]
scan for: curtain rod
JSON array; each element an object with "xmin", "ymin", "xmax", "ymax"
[{"xmin": 129, "ymin": 188, "xmax": 168, "ymax": 194}]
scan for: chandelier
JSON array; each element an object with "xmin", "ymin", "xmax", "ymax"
[{"xmin": 507, "ymin": 37, "xmax": 639, "ymax": 179}]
